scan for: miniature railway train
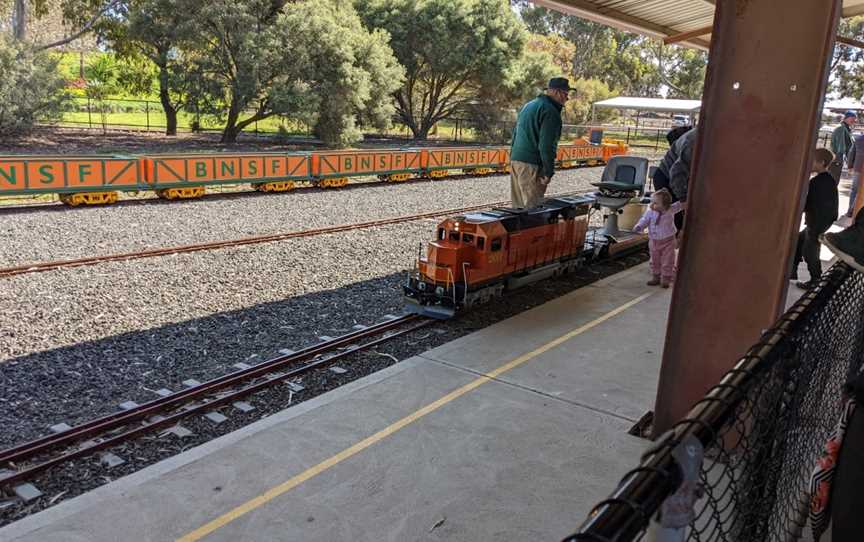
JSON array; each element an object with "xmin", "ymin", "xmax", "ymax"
[
  {"xmin": 0, "ymin": 138, "xmax": 627, "ymax": 206},
  {"xmin": 403, "ymin": 154, "xmax": 656, "ymax": 318},
  {"xmin": 404, "ymin": 193, "xmax": 647, "ymax": 319}
]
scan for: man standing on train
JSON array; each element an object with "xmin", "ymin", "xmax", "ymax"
[{"xmin": 509, "ymin": 77, "xmax": 572, "ymax": 208}]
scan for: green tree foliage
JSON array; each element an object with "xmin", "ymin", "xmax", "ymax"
[
  {"xmin": 97, "ymin": 0, "xmax": 197, "ymax": 135},
  {"xmin": 465, "ymin": 47, "xmax": 558, "ymax": 142},
  {"xmin": 832, "ymin": 17, "xmax": 864, "ymax": 100},
  {"xmin": 356, "ymin": 0, "xmax": 526, "ymax": 140},
  {"xmin": 563, "ymin": 78, "xmax": 615, "ymax": 125},
  {"xmin": 516, "ymin": 1, "xmax": 706, "ymax": 99},
  {"xmin": 0, "ymin": 34, "xmax": 69, "ymax": 138},
  {"xmin": 183, "ymin": 0, "xmax": 402, "ymax": 144},
  {"xmin": 83, "ymin": 53, "xmax": 119, "ymax": 133},
  {"xmin": 526, "ymin": 33, "xmax": 575, "ymax": 75}
]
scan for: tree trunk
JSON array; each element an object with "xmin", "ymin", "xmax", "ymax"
[
  {"xmin": 13, "ymin": 0, "xmax": 27, "ymax": 41},
  {"xmin": 221, "ymin": 102, "xmax": 242, "ymax": 143},
  {"xmin": 158, "ymin": 67, "xmax": 178, "ymax": 136},
  {"xmin": 165, "ymin": 107, "xmax": 178, "ymax": 136}
]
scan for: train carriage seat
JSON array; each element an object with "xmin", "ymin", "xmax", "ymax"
[{"xmin": 591, "ymin": 156, "xmax": 650, "ymax": 238}]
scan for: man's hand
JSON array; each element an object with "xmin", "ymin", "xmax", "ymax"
[{"xmin": 539, "ymin": 176, "xmax": 551, "ymax": 186}]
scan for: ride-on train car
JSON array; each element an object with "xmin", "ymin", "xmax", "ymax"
[
  {"xmin": 403, "ymin": 195, "xmax": 594, "ymax": 319},
  {"xmin": 0, "ymin": 134, "xmax": 629, "ymax": 205}
]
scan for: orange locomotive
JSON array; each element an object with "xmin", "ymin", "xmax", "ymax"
[{"xmin": 404, "ymin": 195, "xmax": 593, "ymax": 319}]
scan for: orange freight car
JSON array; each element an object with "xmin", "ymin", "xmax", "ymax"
[
  {"xmin": 424, "ymin": 147, "xmax": 507, "ymax": 178},
  {"xmin": 0, "ymin": 155, "xmax": 142, "ymax": 205},
  {"xmin": 141, "ymin": 153, "xmax": 311, "ymax": 199},
  {"xmin": 311, "ymin": 149, "xmax": 424, "ymax": 187}
]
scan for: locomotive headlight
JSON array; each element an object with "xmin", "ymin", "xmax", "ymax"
[
  {"xmin": 435, "ymin": 286, "xmax": 444, "ymax": 296},
  {"xmin": 418, "ymin": 282, "xmax": 426, "ymax": 291}
]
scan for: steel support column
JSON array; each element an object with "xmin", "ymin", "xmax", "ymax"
[{"xmin": 652, "ymin": 0, "xmax": 842, "ymax": 436}]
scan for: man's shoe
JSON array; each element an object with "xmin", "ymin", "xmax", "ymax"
[
  {"xmin": 795, "ymin": 280, "xmax": 818, "ymax": 290},
  {"xmin": 821, "ymin": 230, "xmax": 864, "ymax": 273}
]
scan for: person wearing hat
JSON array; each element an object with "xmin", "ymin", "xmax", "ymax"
[
  {"xmin": 508, "ymin": 77, "xmax": 573, "ymax": 208},
  {"xmin": 830, "ymin": 111, "xmax": 857, "ymax": 183}
]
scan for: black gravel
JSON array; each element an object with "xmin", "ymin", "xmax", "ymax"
[{"xmin": 0, "ymin": 251, "xmax": 647, "ymax": 526}]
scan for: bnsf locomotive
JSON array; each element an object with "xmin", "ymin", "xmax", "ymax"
[{"xmin": 404, "ymin": 196, "xmax": 595, "ymax": 319}]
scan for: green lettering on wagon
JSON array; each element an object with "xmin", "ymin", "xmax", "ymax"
[
  {"xmin": 78, "ymin": 164, "xmax": 92, "ymax": 183},
  {"xmin": 0, "ymin": 165, "xmax": 17, "ymax": 186},
  {"xmin": 37, "ymin": 165, "xmax": 54, "ymax": 184}
]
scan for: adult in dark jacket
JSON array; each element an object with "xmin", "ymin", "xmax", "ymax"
[
  {"xmin": 653, "ymin": 126, "xmax": 697, "ymax": 231},
  {"xmin": 791, "ymin": 148, "xmax": 839, "ymax": 289},
  {"xmin": 509, "ymin": 77, "xmax": 571, "ymax": 208},
  {"xmin": 843, "ymin": 132, "xmax": 864, "ymax": 217},
  {"xmin": 830, "ymin": 111, "xmax": 856, "ymax": 183}
]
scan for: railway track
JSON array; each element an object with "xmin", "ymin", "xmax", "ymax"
[
  {"xmin": 0, "ymin": 314, "xmax": 431, "ymax": 492},
  {"xmin": 0, "ymin": 190, "xmax": 591, "ymax": 278}
]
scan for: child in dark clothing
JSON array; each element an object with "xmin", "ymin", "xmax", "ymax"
[{"xmin": 792, "ymin": 149, "xmax": 839, "ymax": 289}]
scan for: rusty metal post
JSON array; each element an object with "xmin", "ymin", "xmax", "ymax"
[{"xmin": 652, "ymin": 0, "xmax": 841, "ymax": 436}]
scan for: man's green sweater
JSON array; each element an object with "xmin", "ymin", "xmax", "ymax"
[{"xmin": 510, "ymin": 94, "xmax": 563, "ymax": 178}]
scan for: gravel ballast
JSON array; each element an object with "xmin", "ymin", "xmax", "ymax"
[{"xmin": 0, "ymin": 168, "xmax": 605, "ymax": 268}]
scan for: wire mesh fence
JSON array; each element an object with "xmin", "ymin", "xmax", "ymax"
[{"xmin": 566, "ymin": 262, "xmax": 864, "ymax": 542}]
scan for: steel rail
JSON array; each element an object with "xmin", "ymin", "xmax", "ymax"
[
  {"xmin": 0, "ymin": 314, "xmax": 426, "ymax": 480},
  {"xmin": 0, "ymin": 189, "xmax": 593, "ymax": 278}
]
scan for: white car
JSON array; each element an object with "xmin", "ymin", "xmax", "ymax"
[{"xmin": 672, "ymin": 114, "xmax": 690, "ymax": 127}]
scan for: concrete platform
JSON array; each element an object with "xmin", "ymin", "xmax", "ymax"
[{"xmin": 0, "ymin": 227, "xmax": 841, "ymax": 542}]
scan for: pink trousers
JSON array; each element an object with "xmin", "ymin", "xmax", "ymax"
[{"xmin": 649, "ymin": 236, "xmax": 677, "ymax": 281}]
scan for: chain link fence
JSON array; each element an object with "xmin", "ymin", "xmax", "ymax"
[
  {"xmin": 566, "ymin": 262, "xmax": 864, "ymax": 541},
  {"xmin": 52, "ymin": 98, "xmax": 836, "ymax": 150}
]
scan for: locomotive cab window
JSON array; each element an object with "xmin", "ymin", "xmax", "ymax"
[
  {"xmin": 438, "ymin": 228, "xmax": 446, "ymax": 240},
  {"xmin": 476, "ymin": 237, "xmax": 485, "ymax": 250},
  {"xmin": 491, "ymin": 238, "xmax": 502, "ymax": 251},
  {"xmin": 449, "ymin": 231, "xmax": 460, "ymax": 241},
  {"xmin": 462, "ymin": 233, "xmax": 474, "ymax": 244}
]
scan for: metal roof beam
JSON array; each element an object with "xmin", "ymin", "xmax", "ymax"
[{"xmin": 530, "ymin": 0, "xmax": 711, "ymax": 50}]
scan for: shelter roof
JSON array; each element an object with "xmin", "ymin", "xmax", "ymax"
[{"xmin": 531, "ymin": 0, "xmax": 864, "ymax": 50}]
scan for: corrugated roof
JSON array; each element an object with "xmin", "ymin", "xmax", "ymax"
[
  {"xmin": 593, "ymin": 97, "xmax": 702, "ymax": 112},
  {"xmin": 532, "ymin": 0, "xmax": 864, "ymax": 49}
]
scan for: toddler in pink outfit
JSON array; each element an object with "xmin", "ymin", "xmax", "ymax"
[{"xmin": 632, "ymin": 189, "xmax": 683, "ymax": 288}]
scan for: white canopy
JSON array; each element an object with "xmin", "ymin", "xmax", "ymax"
[
  {"xmin": 825, "ymin": 98, "xmax": 864, "ymax": 111},
  {"xmin": 593, "ymin": 97, "xmax": 702, "ymax": 113}
]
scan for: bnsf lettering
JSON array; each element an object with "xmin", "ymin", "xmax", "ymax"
[
  {"xmin": 378, "ymin": 155, "xmax": 387, "ymax": 168},
  {"xmin": 271, "ymin": 159, "xmax": 283, "ymax": 174},
  {"xmin": 38, "ymin": 165, "xmax": 55, "ymax": 184},
  {"xmin": 456, "ymin": 152, "xmax": 465, "ymax": 164},
  {"xmin": 443, "ymin": 153, "xmax": 451, "ymax": 165},
  {"xmin": 468, "ymin": 151, "xmax": 476, "ymax": 163},
  {"xmin": 78, "ymin": 164, "xmax": 92, "ymax": 183},
  {"xmin": 394, "ymin": 154, "xmax": 403, "ymax": 167},
  {"xmin": 344, "ymin": 157, "xmax": 352, "ymax": 170},
  {"xmin": 360, "ymin": 156, "xmax": 371, "ymax": 170},
  {"xmin": 248, "ymin": 160, "xmax": 258, "ymax": 176},
  {"xmin": 194, "ymin": 161, "xmax": 207, "ymax": 178},
  {"xmin": 0, "ymin": 165, "xmax": 17, "ymax": 185},
  {"xmin": 220, "ymin": 161, "xmax": 235, "ymax": 177}
]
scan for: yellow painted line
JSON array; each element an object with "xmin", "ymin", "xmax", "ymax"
[{"xmin": 177, "ymin": 292, "xmax": 653, "ymax": 542}]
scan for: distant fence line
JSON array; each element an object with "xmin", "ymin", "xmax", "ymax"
[{"xmin": 52, "ymin": 96, "xmax": 834, "ymax": 149}]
